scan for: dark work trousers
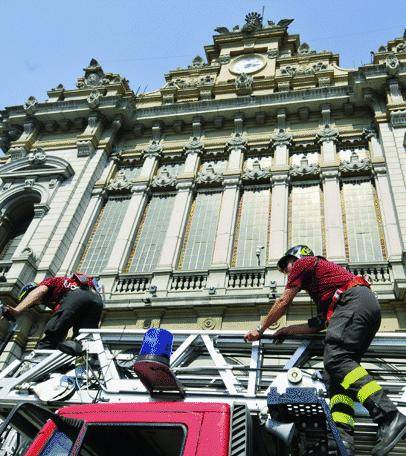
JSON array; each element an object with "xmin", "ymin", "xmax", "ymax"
[
  {"xmin": 324, "ymin": 286, "xmax": 397, "ymax": 440},
  {"xmin": 37, "ymin": 288, "xmax": 103, "ymax": 349}
]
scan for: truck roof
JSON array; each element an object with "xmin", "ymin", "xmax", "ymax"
[{"xmin": 58, "ymin": 401, "xmax": 230, "ymax": 419}]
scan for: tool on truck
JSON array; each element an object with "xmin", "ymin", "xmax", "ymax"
[{"xmin": 245, "ymin": 244, "xmax": 406, "ymax": 456}]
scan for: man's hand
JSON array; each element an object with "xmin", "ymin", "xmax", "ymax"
[
  {"xmin": 0, "ymin": 305, "xmax": 20, "ymax": 321},
  {"xmin": 244, "ymin": 329, "xmax": 261, "ymax": 342}
]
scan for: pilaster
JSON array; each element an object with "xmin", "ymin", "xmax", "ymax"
[
  {"xmin": 8, "ymin": 118, "xmax": 39, "ymax": 161},
  {"xmin": 320, "ymin": 169, "xmax": 346, "ymax": 262}
]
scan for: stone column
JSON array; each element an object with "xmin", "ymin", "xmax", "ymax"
[
  {"xmin": 373, "ymin": 165, "xmax": 403, "ymax": 260},
  {"xmin": 321, "ymin": 169, "xmax": 346, "ymax": 262},
  {"xmin": 59, "ymin": 188, "xmax": 107, "ymax": 275},
  {"xmin": 267, "ymin": 173, "xmax": 290, "ymax": 264},
  {"xmin": 363, "ymin": 126, "xmax": 384, "ymax": 161}
]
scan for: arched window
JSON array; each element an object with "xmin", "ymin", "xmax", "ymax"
[{"xmin": 0, "ymin": 198, "xmax": 37, "ymax": 262}]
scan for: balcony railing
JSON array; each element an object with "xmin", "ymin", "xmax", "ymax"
[
  {"xmin": 170, "ymin": 272, "xmax": 208, "ymax": 291},
  {"xmin": 346, "ymin": 262, "xmax": 392, "ymax": 285},
  {"xmin": 227, "ymin": 269, "xmax": 265, "ymax": 289},
  {"xmin": 114, "ymin": 274, "xmax": 152, "ymax": 293}
]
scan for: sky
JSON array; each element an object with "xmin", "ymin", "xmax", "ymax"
[{"xmin": 1, "ymin": 0, "xmax": 405, "ymax": 109}]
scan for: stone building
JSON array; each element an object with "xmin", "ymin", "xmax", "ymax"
[{"xmin": 0, "ymin": 12, "xmax": 405, "ymax": 364}]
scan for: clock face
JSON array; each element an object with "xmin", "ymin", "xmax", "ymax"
[{"xmin": 230, "ymin": 55, "xmax": 266, "ymax": 75}]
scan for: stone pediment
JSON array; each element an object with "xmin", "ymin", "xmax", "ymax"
[{"xmin": 0, "ymin": 149, "xmax": 74, "ymax": 182}]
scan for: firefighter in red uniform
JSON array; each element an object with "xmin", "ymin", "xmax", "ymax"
[
  {"xmin": 2, "ymin": 273, "xmax": 103, "ymax": 349},
  {"xmin": 245, "ymin": 245, "xmax": 406, "ymax": 456}
]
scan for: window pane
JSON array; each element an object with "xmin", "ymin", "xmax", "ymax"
[
  {"xmin": 0, "ymin": 234, "xmax": 25, "ymax": 261},
  {"xmin": 79, "ymin": 197, "xmax": 130, "ymax": 275},
  {"xmin": 342, "ymin": 180, "xmax": 383, "ymax": 262},
  {"xmin": 234, "ymin": 188, "xmax": 270, "ymax": 267},
  {"xmin": 127, "ymin": 194, "xmax": 175, "ymax": 273},
  {"xmin": 179, "ymin": 192, "xmax": 222, "ymax": 271},
  {"xmin": 290, "ymin": 184, "xmax": 323, "ymax": 256}
]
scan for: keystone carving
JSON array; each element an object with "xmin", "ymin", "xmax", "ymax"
[
  {"xmin": 235, "ymin": 73, "xmax": 253, "ymax": 94},
  {"xmin": 290, "ymin": 156, "xmax": 320, "ymax": 178},
  {"xmin": 27, "ymin": 148, "xmax": 46, "ymax": 165},
  {"xmin": 242, "ymin": 159, "xmax": 271, "ymax": 182},
  {"xmin": 151, "ymin": 167, "xmax": 178, "ymax": 188},
  {"xmin": 107, "ymin": 170, "xmax": 133, "ymax": 192},
  {"xmin": 297, "ymin": 42, "xmax": 316, "ymax": 55},
  {"xmin": 24, "ymin": 96, "xmax": 38, "ymax": 115},
  {"xmin": 87, "ymin": 89, "xmax": 102, "ymax": 109},
  {"xmin": 362, "ymin": 125, "xmax": 378, "ymax": 140},
  {"xmin": 227, "ymin": 132, "xmax": 247, "ymax": 151},
  {"xmin": 386, "ymin": 54, "xmax": 400, "ymax": 76},
  {"xmin": 195, "ymin": 163, "xmax": 223, "ymax": 185},
  {"xmin": 339, "ymin": 151, "xmax": 372, "ymax": 174}
]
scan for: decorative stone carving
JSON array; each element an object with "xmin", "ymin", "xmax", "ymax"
[
  {"xmin": 280, "ymin": 61, "xmax": 328, "ymax": 77},
  {"xmin": 386, "ymin": 54, "xmax": 400, "ymax": 76},
  {"xmin": 76, "ymin": 58, "xmax": 128, "ymax": 89},
  {"xmin": 271, "ymin": 129, "xmax": 293, "ymax": 148},
  {"xmin": 165, "ymin": 74, "xmax": 215, "ymax": 90},
  {"xmin": 396, "ymin": 42, "xmax": 406, "ymax": 53},
  {"xmin": 48, "ymin": 179, "xmax": 59, "ymax": 188},
  {"xmin": 242, "ymin": 12, "xmax": 263, "ymax": 33},
  {"xmin": 87, "ymin": 89, "xmax": 102, "ymax": 109},
  {"xmin": 201, "ymin": 318, "xmax": 216, "ymax": 330},
  {"xmin": 107, "ymin": 169, "xmax": 133, "ymax": 192},
  {"xmin": 8, "ymin": 125, "xmax": 23, "ymax": 141},
  {"xmin": 24, "ymin": 178, "xmax": 36, "ymax": 189},
  {"xmin": 33, "ymin": 203, "xmax": 49, "ymax": 218},
  {"xmin": 339, "ymin": 150, "xmax": 372, "ymax": 174},
  {"xmin": 267, "ymin": 49, "xmax": 279, "ymax": 59},
  {"xmin": 195, "ymin": 163, "xmax": 223, "ymax": 185},
  {"xmin": 1, "ymin": 183, "xmax": 12, "ymax": 192},
  {"xmin": 184, "ymin": 136, "xmax": 204, "ymax": 155},
  {"xmin": 242, "ymin": 159, "xmax": 271, "ymax": 182},
  {"xmin": 151, "ymin": 167, "xmax": 177, "ymax": 188},
  {"xmin": 24, "ymin": 96, "xmax": 38, "ymax": 115},
  {"xmin": 298, "ymin": 42, "xmax": 316, "ymax": 55},
  {"xmin": 77, "ymin": 140, "xmax": 95, "ymax": 157},
  {"xmin": 227, "ymin": 132, "xmax": 247, "ymax": 151},
  {"xmin": 362, "ymin": 125, "xmax": 378, "ymax": 140},
  {"xmin": 316, "ymin": 125, "xmax": 339, "ymax": 143},
  {"xmin": 143, "ymin": 139, "xmax": 163, "ymax": 158},
  {"xmin": 190, "ymin": 55, "xmax": 205, "ymax": 68},
  {"xmin": 27, "ymin": 148, "xmax": 46, "ymax": 165},
  {"xmin": 290, "ymin": 156, "xmax": 320, "ymax": 178},
  {"xmin": 218, "ymin": 55, "xmax": 230, "ymax": 64},
  {"xmin": 235, "ymin": 73, "xmax": 253, "ymax": 94}
]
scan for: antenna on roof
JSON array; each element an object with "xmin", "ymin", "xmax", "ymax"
[
  {"xmin": 261, "ymin": 5, "xmax": 265, "ymax": 20},
  {"xmin": 135, "ymin": 85, "xmax": 141, "ymax": 96},
  {"xmin": 142, "ymin": 84, "xmax": 148, "ymax": 94}
]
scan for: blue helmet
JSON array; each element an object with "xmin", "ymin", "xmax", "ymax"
[{"xmin": 277, "ymin": 245, "xmax": 314, "ymax": 272}]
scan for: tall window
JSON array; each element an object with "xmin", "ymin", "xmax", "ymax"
[
  {"xmin": 289, "ymin": 184, "xmax": 323, "ymax": 255},
  {"xmin": 342, "ymin": 180, "xmax": 384, "ymax": 262},
  {"xmin": 233, "ymin": 188, "xmax": 270, "ymax": 268},
  {"xmin": 178, "ymin": 191, "xmax": 222, "ymax": 271},
  {"xmin": 0, "ymin": 209, "xmax": 34, "ymax": 262},
  {"xmin": 127, "ymin": 194, "xmax": 175, "ymax": 273},
  {"xmin": 79, "ymin": 197, "xmax": 130, "ymax": 275}
]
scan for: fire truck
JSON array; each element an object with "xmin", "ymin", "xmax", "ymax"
[{"xmin": 0, "ymin": 328, "xmax": 405, "ymax": 455}]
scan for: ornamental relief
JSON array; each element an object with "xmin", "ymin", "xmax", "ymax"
[
  {"xmin": 279, "ymin": 61, "xmax": 328, "ymax": 77},
  {"xmin": 165, "ymin": 74, "xmax": 215, "ymax": 90},
  {"xmin": 195, "ymin": 161, "xmax": 226, "ymax": 185},
  {"xmin": 339, "ymin": 150, "xmax": 372, "ymax": 175},
  {"xmin": 242, "ymin": 159, "xmax": 271, "ymax": 182},
  {"xmin": 290, "ymin": 156, "xmax": 320, "ymax": 178}
]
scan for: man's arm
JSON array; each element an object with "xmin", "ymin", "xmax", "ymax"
[
  {"xmin": 3, "ymin": 285, "xmax": 49, "ymax": 318},
  {"xmin": 244, "ymin": 287, "xmax": 299, "ymax": 342}
]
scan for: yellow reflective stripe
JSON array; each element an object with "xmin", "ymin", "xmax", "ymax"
[
  {"xmin": 330, "ymin": 394, "xmax": 354, "ymax": 409},
  {"xmin": 341, "ymin": 366, "xmax": 369, "ymax": 390},
  {"xmin": 357, "ymin": 380, "xmax": 382, "ymax": 404},
  {"xmin": 332, "ymin": 412, "xmax": 355, "ymax": 428}
]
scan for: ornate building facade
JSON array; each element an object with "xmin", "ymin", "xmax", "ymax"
[{"xmin": 0, "ymin": 12, "xmax": 405, "ymax": 364}]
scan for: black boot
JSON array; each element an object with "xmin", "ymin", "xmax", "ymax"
[{"xmin": 372, "ymin": 411, "xmax": 406, "ymax": 456}]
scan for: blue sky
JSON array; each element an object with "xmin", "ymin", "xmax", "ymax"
[{"xmin": 1, "ymin": 0, "xmax": 405, "ymax": 109}]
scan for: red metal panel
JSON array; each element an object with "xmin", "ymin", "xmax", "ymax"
[{"xmin": 196, "ymin": 409, "xmax": 231, "ymax": 456}]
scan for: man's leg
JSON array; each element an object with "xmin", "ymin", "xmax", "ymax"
[
  {"xmin": 324, "ymin": 287, "xmax": 403, "ymax": 455},
  {"xmin": 37, "ymin": 289, "xmax": 87, "ymax": 349},
  {"xmin": 72, "ymin": 290, "xmax": 103, "ymax": 339}
]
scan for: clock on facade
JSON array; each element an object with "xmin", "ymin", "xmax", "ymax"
[{"xmin": 230, "ymin": 54, "xmax": 266, "ymax": 75}]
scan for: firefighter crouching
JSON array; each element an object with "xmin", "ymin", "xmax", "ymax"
[
  {"xmin": 2, "ymin": 273, "xmax": 103, "ymax": 350},
  {"xmin": 244, "ymin": 245, "xmax": 406, "ymax": 456}
]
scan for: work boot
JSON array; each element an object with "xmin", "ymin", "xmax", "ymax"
[{"xmin": 372, "ymin": 411, "xmax": 406, "ymax": 456}]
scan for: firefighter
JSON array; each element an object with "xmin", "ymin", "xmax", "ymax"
[
  {"xmin": 244, "ymin": 245, "xmax": 406, "ymax": 456},
  {"xmin": 1, "ymin": 273, "xmax": 103, "ymax": 349}
]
